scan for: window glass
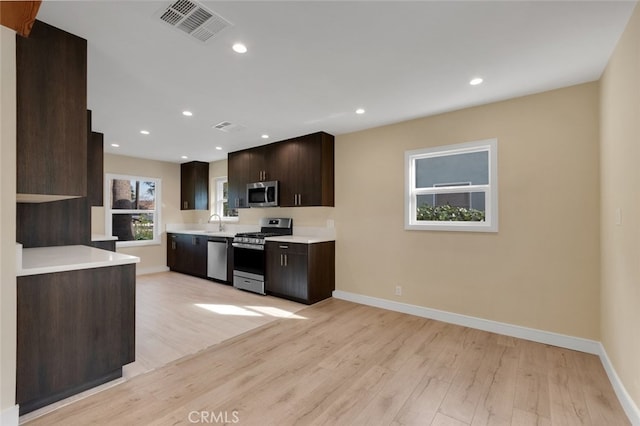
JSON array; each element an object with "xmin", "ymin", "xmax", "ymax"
[
  {"xmin": 106, "ymin": 174, "xmax": 161, "ymax": 246},
  {"xmin": 415, "ymin": 151, "xmax": 488, "ymax": 187},
  {"xmin": 405, "ymin": 139, "xmax": 497, "ymax": 232}
]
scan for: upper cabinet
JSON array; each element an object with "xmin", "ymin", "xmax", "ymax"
[
  {"xmin": 181, "ymin": 161, "xmax": 209, "ymax": 210},
  {"xmin": 16, "ymin": 20, "xmax": 87, "ymax": 202},
  {"xmin": 228, "ymin": 132, "xmax": 334, "ymax": 210},
  {"xmin": 87, "ymin": 110, "xmax": 104, "ymax": 207},
  {"xmin": 278, "ymin": 132, "xmax": 334, "ymax": 207}
]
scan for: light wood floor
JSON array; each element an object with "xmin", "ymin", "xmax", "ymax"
[
  {"xmin": 20, "ymin": 272, "xmax": 306, "ymax": 423},
  {"xmin": 24, "ymin": 284, "xmax": 629, "ymax": 425}
]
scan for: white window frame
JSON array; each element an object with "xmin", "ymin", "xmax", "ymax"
[
  {"xmin": 213, "ymin": 176, "xmax": 238, "ymax": 221},
  {"xmin": 105, "ymin": 173, "xmax": 162, "ymax": 247},
  {"xmin": 404, "ymin": 138, "xmax": 498, "ymax": 232}
]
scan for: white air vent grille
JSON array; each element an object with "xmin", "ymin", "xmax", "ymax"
[
  {"xmin": 213, "ymin": 121, "xmax": 246, "ymax": 133},
  {"xmin": 157, "ymin": 0, "xmax": 232, "ymax": 43}
]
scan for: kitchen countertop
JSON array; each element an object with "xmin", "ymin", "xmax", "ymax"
[
  {"xmin": 17, "ymin": 245, "xmax": 140, "ymax": 277},
  {"xmin": 266, "ymin": 235, "xmax": 335, "ymax": 244},
  {"xmin": 91, "ymin": 234, "xmax": 118, "ymax": 241}
]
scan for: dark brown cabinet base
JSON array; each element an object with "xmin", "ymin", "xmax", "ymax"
[
  {"xmin": 16, "ymin": 264, "xmax": 136, "ymax": 415},
  {"xmin": 265, "ymin": 241, "xmax": 335, "ymax": 304}
]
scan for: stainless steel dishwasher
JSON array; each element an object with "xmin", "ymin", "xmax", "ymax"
[{"xmin": 207, "ymin": 237, "xmax": 228, "ymax": 282}]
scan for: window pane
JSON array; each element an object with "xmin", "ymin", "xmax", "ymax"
[
  {"xmin": 110, "ymin": 179, "xmax": 156, "ymax": 210},
  {"xmin": 112, "ymin": 213, "xmax": 155, "ymax": 241},
  {"xmin": 222, "ymin": 181, "xmax": 228, "ymax": 200},
  {"xmin": 415, "ymin": 151, "xmax": 488, "ymax": 188},
  {"xmin": 417, "ymin": 192, "xmax": 486, "ymax": 222}
]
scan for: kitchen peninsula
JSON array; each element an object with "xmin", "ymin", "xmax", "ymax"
[{"xmin": 16, "ymin": 245, "xmax": 139, "ymax": 414}]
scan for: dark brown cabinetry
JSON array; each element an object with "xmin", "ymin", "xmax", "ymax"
[
  {"xmin": 16, "ymin": 20, "xmax": 87, "ymax": 200},
  {"xmin": 265, "ymin": 241, "xmax": 335, "ymax": 304},
  {"xmin": 168, "ymin": 233, "xmax": 207, "ymax": 277},
  {"xmin": 17, "ymin": 264, "xmax": 136, "ymax": 414},
  {"xmin": 87, "ymin": 110, "xmax": 104, "ymax": 207},
  {"xmin": 181, "ymin": 161, "xmax": 209, "ymax": 210},
  {"xmin": 228, "ymin": 132, "xmax": 334, "ymax": 210},
  {"xmin": 278, "ymin": 132, "xmax": 334, "ymax": 207}
]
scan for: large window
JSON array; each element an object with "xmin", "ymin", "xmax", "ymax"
[
  {"xmin": 405, "ymin": 139, "xmax": 498, "ymax": 232},
  {"xmin": 105, "ymin": 174, "xmax": 161, "ymax": 246}
]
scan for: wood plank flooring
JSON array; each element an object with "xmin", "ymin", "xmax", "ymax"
[{"xmin": 22, "ymin": 274, "xmax": 629, "ymax": 425}]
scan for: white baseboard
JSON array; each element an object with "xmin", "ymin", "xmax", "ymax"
[
  {"xmin": 332, "ymin": 290, "xmax": 640, "ymax": 425},
  {"xmin": 136, "ymin": 266, "xmax": 169, "ymax": 276},
  {"xmin": 332, "ymin": 290, "xmax": 600, "ymax": 354},
  {"xmin": 598, "ymin": 344, "xmax": 640, "ymax": 425},
  {"xmin": 1, "ymin": 404, "xmax": 19, "ymax": 426}
]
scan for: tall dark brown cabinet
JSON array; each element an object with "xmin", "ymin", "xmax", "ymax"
[{"xmin": 16, "ymin": 19, "xmax": 87, "ymax": 200}]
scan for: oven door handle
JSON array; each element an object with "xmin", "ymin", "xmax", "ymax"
[{"xmin": 232, "ymin": 242, "xmax": 265, "ymax": 251}]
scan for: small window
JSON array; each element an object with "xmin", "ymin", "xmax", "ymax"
[
  {"xmin": 105, "ymin": 174, "xmax": 162, "ymax": 247},
  {"xmin": 214, "ymin": 176, "xmax": 237, "ymax": 219},
  {"xmin": 405, "ymin": 139, "xmax": 498, "ymax": 232}
]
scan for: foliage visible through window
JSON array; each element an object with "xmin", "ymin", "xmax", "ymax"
[
  {"xmin": 105, "ymin": 174, "xmax": 161, "ymax": 246},
  {"xmin": 405, "ymin": 139, "xmax": 498, "ymax": 232}
]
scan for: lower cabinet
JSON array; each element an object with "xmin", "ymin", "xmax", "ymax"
[
  {"xmin": 265, "ymin": 241, "xmax": 335, "ymax": 304},
  {"xmin": 167, "ymin": 233, "xmax": 207, "ymax": 277},
  {"xmin": 16, "ymin": 264, "xmax": 135, "ymax": 414}
]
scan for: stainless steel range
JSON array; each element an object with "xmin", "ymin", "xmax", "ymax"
[{"xmin": 232, "ymin": 218, "xmax": 292, "ymax": 295}]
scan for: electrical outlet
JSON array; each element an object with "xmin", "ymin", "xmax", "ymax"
[{"xmin": 395, "ymin": 285, "xmax": 402, "ymax": 296}]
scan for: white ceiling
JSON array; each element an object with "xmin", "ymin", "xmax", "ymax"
[{"xmin": 36, "ymin": 0, "xmax": 637, "ymax": 163}]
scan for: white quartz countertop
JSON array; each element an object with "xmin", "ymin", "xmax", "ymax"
[
  {"xmin": 91, "ymin": 234, "xmax": 118, "ymax": 241},
  {"xmin": 18, "ymin": 245, "xmax": 140, "ymax": 277},
  {"xmin": 265, "ymin": 235, "xmax": 335, "ymax": 244}
]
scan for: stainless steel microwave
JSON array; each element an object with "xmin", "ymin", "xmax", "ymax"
[{"xmin": 247, "ymin": 181, "xmax": 279, "ymax": 207}]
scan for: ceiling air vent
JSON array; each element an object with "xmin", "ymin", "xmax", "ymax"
[
  {"xmin": 157, "ymin": 0, "xmax": 232, "ymax": 43},
  {"xmin": 213, "ymin": 121, "xmax": 247, "ymax": 133}
]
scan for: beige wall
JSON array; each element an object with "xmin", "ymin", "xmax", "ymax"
[
  {"xmin": 335, "ymin": 82, "xmax": 601, "ymax": 340},
  {"xmin": 600, "ymin": 4, "xmax": 640, "ymax": 409},
  {"xmin": 0, "ymin": 26, "xmax": 17, "ymax": 414},
  {"xmin": 92, "ymin": 154, "xmax": 186, "ymax": 273}
]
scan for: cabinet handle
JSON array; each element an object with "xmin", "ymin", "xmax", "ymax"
[
  {"xmin": 279, "ymin": 245, "xmax": 288, "ymax": 249},
  {"xmin": 183, "ymin": 201, "xmax": 188, "ymax": 209},
  {"xmin": 171, "ymin": 241, "xmax": 176, "ymax": 250},
  {"xmin": 284, "ymin": 253, "xmax": 288, "ymax": 267},
  {"xmin": 298, "ymin": 194, "xmax": 302, "ymax": 205},
  {"xmin": 280, "ymin": 253, "xmax": 283, "ymax": 266}
]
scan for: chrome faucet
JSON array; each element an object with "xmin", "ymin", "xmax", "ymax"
[{"xmin": 208, "ymin": 213, "xmax": 224, "ymax": 232}]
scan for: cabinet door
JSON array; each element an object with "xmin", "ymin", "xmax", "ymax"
[
  {"xmin": 191, "ymin": 235, "xmax": 208, "ymax": 277},
  {"xmin": 265, "ymin": 242, "xmax": 309, "ymax": 302},
  {"xmin": 181, "ymin": 161, "xmax": 209, "ymax": 210},
  {"xmin": 278, "ymin": 133, "xmax": 334, "ymax": 207},
  {"xmin": 228, "ymin": 150, "xmax": 252, "ymax": 210},
  {"xmin": 17, "ymin": 20, "xmax": 87, "ymax": 198},
  {"xmin": 167, "ymin": 234, "xmax": 178, "ymax": 270}
]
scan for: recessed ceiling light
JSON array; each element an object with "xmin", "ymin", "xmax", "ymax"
[
  {"xmin": 182, "ymin": 111, "xmax": 193, "ymax": 117},
  {"xmin": 232, "ymin": 43, "xmax": 247, "ymax": 54},
  {"xmin": 111, "ymin": 143, "xmax": 120, "ymax": 148},
  {"xmin": 215, "ymin": 146, "xmax": 223, "ymax": 151},
  {"xmin": 140, "ymin": 130, "xmax": 150, "ymax": 135},
  {"xmin": 261, "ymin": 134, "xmax": 269, "ymax": 139},
  {"xmin": 181, "ymin": 155, "xmax": 188, "ymax": 159},
  {"xmin": 355, "ymin": 108, "xmax": 365, "ymax": 114},
  {"xmin": 470, "ymin": 77, "xmax": 483, "ymax": 86}
]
